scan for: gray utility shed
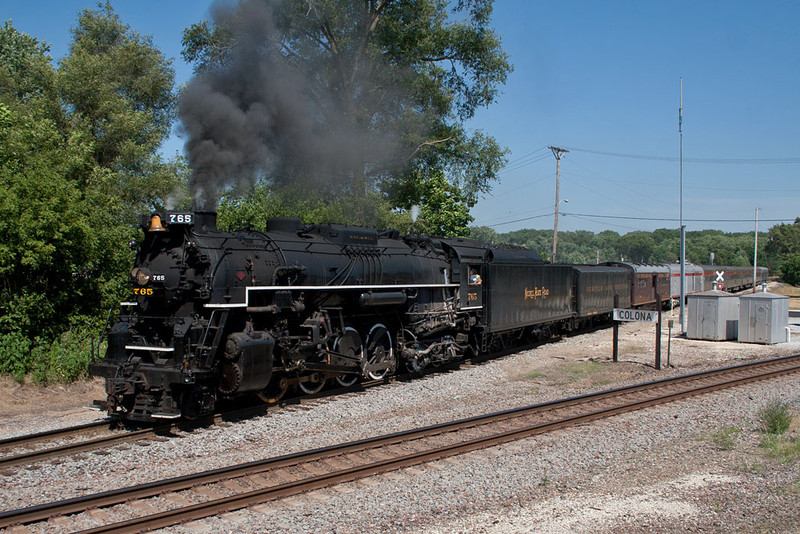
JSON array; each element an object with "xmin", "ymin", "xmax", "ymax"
[
  {"xmin": 738, "ymin": 292, "xmax": 789, "ymax": 344},
  {"xmin": 686, "ymin": 290, "xmax": 739, "ymax": 341}
]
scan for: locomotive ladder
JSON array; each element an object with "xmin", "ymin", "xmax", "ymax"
[{"xmin": 200, "ymin": 309, "xmax": 229, "ymax": 368}]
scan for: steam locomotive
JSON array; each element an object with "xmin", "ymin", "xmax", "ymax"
[{"xmin": 89, "ymin": 211, "xmax": 767, "ymax": 421}]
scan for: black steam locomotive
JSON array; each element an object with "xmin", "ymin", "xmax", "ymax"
[{"xmin": 89, "ymin": 211, "xmax": 765, "ymax": 421}]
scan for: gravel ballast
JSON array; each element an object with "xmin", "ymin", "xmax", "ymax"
[{"xmin": 1, "ymin": 307, "xmax": 800, "ymax": 533}]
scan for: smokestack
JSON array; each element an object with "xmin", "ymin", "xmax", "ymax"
[{"xmin": 193, "ymin": 211, "xmax": 217, "ymax": 232}]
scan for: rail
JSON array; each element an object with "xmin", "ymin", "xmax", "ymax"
[{"xmin": 2, "ymin": 354, "xmax": 798, "ymax": 532}]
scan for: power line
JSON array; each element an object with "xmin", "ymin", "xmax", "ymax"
[
  {"xmin": 501, "ymin": 146, "xmax": 548, "ymax": 167},
  {"xmin": 482, "ymin": 173, "xmax": 551, "ymax": 199},
  {"xmin": 566, "ymin": 146, "xmax": 800, "ymax": 165},
  {"xmin": 479, "ymin": 211, "xmax": 796, "ymax": 230},
  {"xmin": 478, "ymin": 205, "xmax": 552, "ymax": 225},
  {"xmin": 484, "ymin": 212, "xmax": 556, "ymax": 227},
  {"xmin": 498, "ymin": 152, "xmax": 552, "ymax": 174},
  {"xmin": 560, "ymin": 212, "xmax": 795, "ymax": 223}
]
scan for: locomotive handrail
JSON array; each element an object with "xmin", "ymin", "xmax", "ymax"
[
  {"xmin": 202, "ymin": 284, "xmax": 460, "ymax": 309},
  {"xmin": 124, "ymin": 345, "xmax": 175, "ymax": 352}
]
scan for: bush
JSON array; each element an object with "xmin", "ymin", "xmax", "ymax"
[
  {"xmin": 758, "ymin": 398, "xmax": 793, "ymax": 435},
  {"xmin": 0, "ymin": 327, "xmax": 96, "ymax": 384},
  {"xmin": 31, "ymin": 329, "xmax": 95, "ymax": 384},
  {"xmin": 0, "ymin": 332, "xmax": 33, "ymax": 382}
]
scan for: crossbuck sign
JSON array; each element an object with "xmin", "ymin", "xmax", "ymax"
[{"xmin": 613, "ymin": 308, "xmax": 659, "ymax": 323}]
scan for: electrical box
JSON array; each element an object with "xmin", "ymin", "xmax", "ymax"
[
  {"xmin": 686, "ymin": 290, "xmax": 739, "ymax": 341},
  {"xmin": 738, "ymin": 292, "xmax": 789, "ymax": 344}
]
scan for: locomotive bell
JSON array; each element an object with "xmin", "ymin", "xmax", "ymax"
[{"xmin": 148, "ymin": 214, "xmax": 167, "ymax": 232}]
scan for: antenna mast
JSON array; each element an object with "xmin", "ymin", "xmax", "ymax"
[{"xmin": 679, "ymin": 78, "xmax": 686, "ymax": 332}]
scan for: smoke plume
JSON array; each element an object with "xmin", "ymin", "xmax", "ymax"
[{"xmin": 179, "ymin": 0, "xmax": 409, "ymax": 210}]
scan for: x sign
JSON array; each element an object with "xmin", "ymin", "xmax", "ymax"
[{"xmin": 715, "ymin": 270, "xmax": 725, "ymax": 283}]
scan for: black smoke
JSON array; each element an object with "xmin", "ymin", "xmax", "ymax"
[{"xmin": 179, "ymin": 0, "xmax": 409, "ymax": 210}]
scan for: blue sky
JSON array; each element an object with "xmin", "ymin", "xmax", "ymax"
[{"xmin": 4, "ymin": 1, "xmax": 799, "ymax": 234}]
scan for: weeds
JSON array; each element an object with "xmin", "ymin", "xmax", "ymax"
[
  {"xmin": 539, "ymin": 470, "xmax": 550, "ymax": 486},
  {"xmin": 566, "ymin": 360, "xmax": 602, "ymax": 379},
  {"xmin": 710, "ymin": 426, "xmax": 741, "ymax": 450},
  {"xmin": 756, "ymin": 397, "xmax": 799, "ymax": 465},
  {"xmin": 760, "ymin": 433, "xmax": 800, "ymax": 464},
  {"xmin": 758, "ymin": 398, "xmax": 793, "ymax": 435},
  {"xmin": 737, "ymin": 461, "xmax": 767, "ymax": 474}
]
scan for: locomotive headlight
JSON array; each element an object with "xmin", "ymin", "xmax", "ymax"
[{"xmin": 131, "ymin": 267, "xmax": 151, "ymax": 286}]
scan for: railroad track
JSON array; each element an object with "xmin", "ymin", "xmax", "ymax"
[
  {"xmin": 3, "ymin": 354, "xmax": 799, "ymax": 533},
  {"xmin": 0, "ymin": 417, "xmax": 202, "ymax": 473},
  {"xmin": 0, "ymin": 334, "xmax": 580, "ymax": 473},
  {"xmin": 0, "ymin": 378, "xmax": 389, "ymax": 472}
]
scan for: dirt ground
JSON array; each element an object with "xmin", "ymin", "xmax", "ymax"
[{"xmin": 0, "ymin": 376, "xmax": 105, "ymax": 421}]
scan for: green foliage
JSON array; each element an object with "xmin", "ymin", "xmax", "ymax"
[
  {"xmin": 467, "ymin": 225, "xmax": 499, "ymax": 244},
  {"xmin": 768, "ymin": 219, "xmax": 800, "ymax": 283},
  {"xmin": 181, "ymin": 0, "xmax": 510, "ymax": 236},
  {"xmin": 0, "ymin": 67, "xmax": 102, "ymax": 342},
  {"xmin": 0, "ymin": 329, "xmax": 95, "ymax": 384},
  {"xmin": 619, "ymin": 232, "xmax": 656, "ymax": 263},
  {"xmin": 760, "ymin": 433, "xmax": 800, "ymax": 464},
  {"xmin": 0, "ymin": 9, "xmax": 185, "ymax": 383},
  {"xmin": 758, "ymin": 398, "xmax": 793, "ymax": 435},
  {"xmin": 0, "ymin": 332, "xmax": 31, "ymax": 381},
  {"xmin": 780, "ymin": 255, "xmax": 800, "ymax": 286},
  {"xmin": 390, "ymin": 170, "xmax": 474, "ymax": 237},
  {"xmin": 29, "ymin": 328, "xmax": 96, "ymax": 384},
  {"xmin": 217, "ymin": 181, "xmax": 410, "ymax": 232},
  {"xmin": 764, "ymin": 218, "xmax": 800, "ymax": 271},
  {"xmin": 59, "ymin": 3, "xmax": 176, "ymax": 172},
  {"xmin": 469, "ymin": 225, "xmax": 771, "ymax": 267}
]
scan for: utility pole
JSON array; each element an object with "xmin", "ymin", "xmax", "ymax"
[{"xmin": 549, "ymin": 146, "xmax": 568, "ymax": 262}]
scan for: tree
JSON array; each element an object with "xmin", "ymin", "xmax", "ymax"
[
  {"xmin": 764, "ymin": 218, "xmax": 800, "ymax": 271},
  {"xmin": 0, "ymin": 23, "xmax": 101, "ymax": 378},
  {"xmin": 180, "ymin": 0, "xmax": 510, "ymax": 234},
  {"xmin": 217, "ymin": 180, "xmax": 408, "ymax": 231},
  {"xmin": 59, "ymin": 2, "xmax": 181, "ymax": 220},
  {"xmin": 468, "ymin": 225, "xmax": 500, "ymax": 244},
  {"xmin": 0, "ymin": 8, "xmax": 185, "ymax": 382},
  {"xmin": 390, "ymin": 169, "xmax": 474, "ymax": 237},
  {"xmin": 619, "ymin": 232, "xmax": 655, "ymax": 263},
  {"xmin": 780, "ymin": 254, "xmax": 800, "ymax": 286}
]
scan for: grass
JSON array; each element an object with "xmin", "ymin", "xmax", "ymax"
[
  {"xmin": 760, "ymin": 434, "xmax": 800, "ymax": 464},
  {"xmin": 525, "ymin": 371, "xmax": 542, "ymax": 379},
  {"xmin": 565, "ymin": 360, "xmax": 603, "ymax": 379},
  {"xmin": 756, "ymin": 397, "xmax": 799, "ymax": 464},
  {"xmin": 709, "ymin": 426, "xmax": 741, "ymax": 450},
  {"xmin": 758, "ymin": 398, "xmax": 793, "ymax": 435}
]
